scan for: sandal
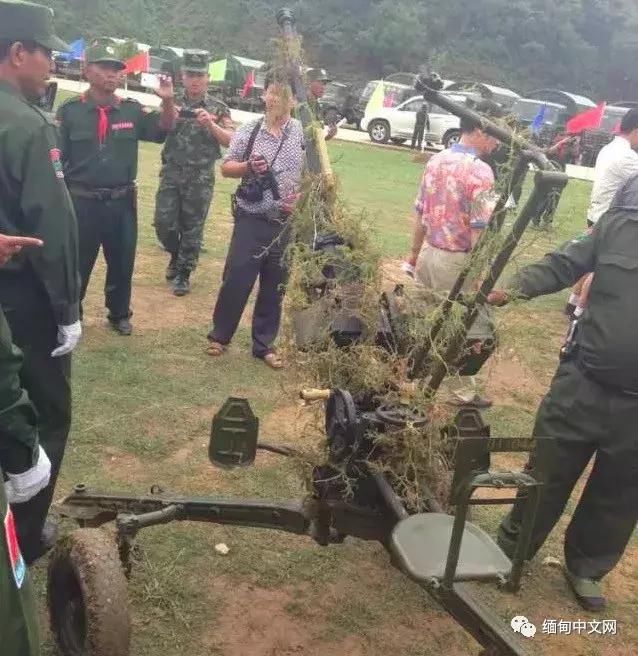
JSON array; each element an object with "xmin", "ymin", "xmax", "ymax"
[
  {"xmin": 205, "ymin": 341, "xmax": 227, "ymax": 357},
  {"xmin": 262, "ymin": 352, "xmax": 284, "ymax": 369}
]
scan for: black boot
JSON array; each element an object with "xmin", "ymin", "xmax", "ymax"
[
  {"xmin": 172, "ymin": 272, "xmax": 190, "ymax": 297},
  {"xmin": 109, "ymin": 316, "xmax": 133, "ymax": 335},
  {"xmin": 165, "ymin": 252, "xmax": 178, "ymax": 281}
]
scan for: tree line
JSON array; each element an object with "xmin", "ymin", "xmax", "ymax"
[{"xmin": 47, "ymin": 0, "xmax": 638, "ymax": 100}]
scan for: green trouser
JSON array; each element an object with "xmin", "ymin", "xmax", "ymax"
[
  {"xmin": 0, "ymin": 274, "xmax": 72, "ymax": 564},
  {"xmin": 153, "ymin": 165, "xmax": 214, "ymax": 274},
  {"xmin": 0, "ymin": 476, "xmax": 39, "ymax": 656},
  {"xmin": 499, "ymin": 358, "xmax": 638, "ymax": 580}
]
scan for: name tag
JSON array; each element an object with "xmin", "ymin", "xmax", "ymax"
[{"xmin": 112, "ymin": 122, "xmax": 134, "ymax": 131}]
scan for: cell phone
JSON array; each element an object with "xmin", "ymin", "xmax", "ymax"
[{"xmin": 178, "ymin": 108, "xmax": 198, "ymax": 119}]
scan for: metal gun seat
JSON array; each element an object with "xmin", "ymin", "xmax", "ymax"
[{"xmin": 392, "ymin": 513, "xmax": 512, "ymax": 582}]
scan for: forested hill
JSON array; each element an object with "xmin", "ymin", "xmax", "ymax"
[{"xmin": 47, "ymin": 0, "xmax": 638, "ymax": 100}]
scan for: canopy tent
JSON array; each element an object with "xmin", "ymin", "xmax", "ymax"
[{"xmin": 209, "ymin": 54, "xmax": 265, "ymax": 87}]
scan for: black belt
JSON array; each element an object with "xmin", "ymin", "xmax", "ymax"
[{"xmin": 68, "ymin": 184, "xmax": 135, "ymax": 200}]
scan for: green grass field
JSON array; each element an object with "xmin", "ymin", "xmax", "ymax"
[{"xmin": 33, "ymin": 123, "xmax": 637, "ymax": 656}]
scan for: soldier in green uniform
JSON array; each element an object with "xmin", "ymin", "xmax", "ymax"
[
  {"xmin": 56, "ymin": 44, "xmax": 176, "ymax": 334},
  {"xmin": 488, "ymin": 174, "xmax": 638, "ymax": 611},
  {"xmin": 305, "ymin": 67, "xmax": 337, "ymax": 140},
  {"xmin": 0, "ymin": 233, "xmax": 51, "ymax": 656},
  {"xmin": 153, "ymin": 49, "xmax": 234, "ymax": 296},
  {"xmin": 0, "ymin": 0, "xmax": 82, "ymax": 564}
]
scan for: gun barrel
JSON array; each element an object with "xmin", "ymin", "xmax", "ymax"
[{"xmin": 418, "ymin": 84, "xmax": 553, "ymax": 171}]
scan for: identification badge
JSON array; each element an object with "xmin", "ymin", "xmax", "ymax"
[
  {"xmin": 49, "ymin": 147, "xmax": 64, "ymax": 180},
  {"xmin": 4, "ymin": 506, "xmax": 26, "ymax": 589}
]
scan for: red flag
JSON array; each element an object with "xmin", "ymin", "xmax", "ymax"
[
  {"xmin": 124, "ymin": 51, "xmax": 150, "ymax": 74},
  {"xmin": 565, "ymin": 102, "xmax": 606, "ymax": 134},
  {"xmin": 241, "ymin": 70, "xmax": 255, "ymax": 99}
]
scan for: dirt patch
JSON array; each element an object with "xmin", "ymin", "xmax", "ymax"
[
  {"xmin": 203, "ymin": 578, "xmax": 472, "ymax": 656},
  {"xmin": 204, "ymin": 583, "xmax": 313, "ymax": 656},
  {"xmin": 260, "ymin": 403, "xmax": 323, "ymax": 447},
  {"xmin": 481, "ymin": 350, "xmax": 546, "ymax": 410},
  {"xmin": 102, "ymin": 447, "xmax": 147, "ymax": 483}
]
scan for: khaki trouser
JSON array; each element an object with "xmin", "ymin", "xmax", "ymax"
[{"xmin": 414, "ymin": 242, "xmax": 492, "ymax": 339}]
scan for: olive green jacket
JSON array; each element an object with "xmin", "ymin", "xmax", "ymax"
[
  {"xmin": 511, "ymin": 206, "xmax": 638, "ymax": 390},
  {"xmin": 0, "ymin": 80, "xmax": 79, "ymax": 325}
]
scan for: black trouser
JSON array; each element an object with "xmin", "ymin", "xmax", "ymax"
[
  {"xmin": 209, "ymin": 210, "xmax": 289, "ymax": 358},
  {"xmin": 71, "ymin": 190, "xmax": 137, "ymax": 321},
  {"xmin": 411, "ymin": 121, "xmax": 426, "ymax": 149},
  {"xmin": 499, "ymin": 358, "xmax": 638, "ymax": 580},
  {"xmin": 0, "ymin": 273, "xmax": 72, "ymax": 564}
]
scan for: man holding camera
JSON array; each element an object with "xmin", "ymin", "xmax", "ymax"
[
  {"xmin": 56, "ymin": 43, "xmax": 175, "ymax": 335},
  {"xmin": 205, "ymin": 75, "xmax": 304, "ymax": 369},
  {"xmin": 154, "ymin": 49, "xmax": 234, "ymax": 296}
]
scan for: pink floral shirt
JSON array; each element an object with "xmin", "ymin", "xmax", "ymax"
[{"xmin": 414, "ymin": 144, "xmax": 497, "ymax": 252}]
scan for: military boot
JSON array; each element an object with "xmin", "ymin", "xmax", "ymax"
[
  {"xmin": 172, "ymin": 272, "xmax": 190, "ymax": 297},
  {"xmin": 564, "ymin": 568, "xmax": 606, "ymax": 611},
  {"xmin": 165, "ymin": 252, "xmax": 178, "ymax": 281}
]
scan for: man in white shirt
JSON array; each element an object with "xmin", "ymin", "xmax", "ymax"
[{"xmin": 567, "ymin": 108, "xmax": 638, "ymax": 317}]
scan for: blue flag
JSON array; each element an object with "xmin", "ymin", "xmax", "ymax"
[
  {"xmin": 69, "ymin": 38, "xmax": 86, "ymax": 59},
  {"xmin": 530, "ymin": 104, "xmax": 547, "ymax": 135}
]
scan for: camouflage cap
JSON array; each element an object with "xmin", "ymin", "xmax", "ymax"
[
  {"xmin": 182, "ymin": 49, "xmax": 210, "ymax": 74},
  {"xmin": 0, "ymin": 0, "xmax": 69, "ymax": 52},
  {"xmin": 85, "ymin": 41, "xmax": 126, "ymax": 70},
  {"xmin": 306, "ymin": 68, "xmax": 331, "ymax": 83}
]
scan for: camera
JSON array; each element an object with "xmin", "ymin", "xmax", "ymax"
[
  {"xmin": 236, "ymin": 160, "xmax": 281, "ymax": 203},
  {"xmin": 178, "ymin": 108, "xmax": 198, "ymax": 119}
]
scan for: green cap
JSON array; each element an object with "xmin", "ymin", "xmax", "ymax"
[
  {"xmin": 307, "ymin": 68, "xmax": 331, "ymax": 83},
  {"xmin": 182, "ymin": 49, "xmax": 209, "ymax": 74},
  {"xmin": 0, "ymin": 0, "xmax": 69, "ymax": 52},
  {"xmin": 85, "ymin": 40, "xmax": 126, "ymax": 70}
]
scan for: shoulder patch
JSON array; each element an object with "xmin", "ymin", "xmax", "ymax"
[
  {"xmin": 4, "ymin": 506, "xmax": 26, "ymax": 589},
  {"xmin": 49, "ymin": 148, "xmax": 65, "ymax": 179}
]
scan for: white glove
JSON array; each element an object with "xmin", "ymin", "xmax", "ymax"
[
  {"xmin": 51, "ymin": 320, "xmax": 82, "ymax": 357},
  {"xmin": 5, "ymin": 446, "xmax": 51, "ymax": 505}
]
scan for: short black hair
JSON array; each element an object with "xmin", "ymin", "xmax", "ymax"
[
  {"xmin": 0, "ymin": 39, "xmax": 44, "ymax": 61},
  {"xmin": 620, "ymin": 108, "xmax": 638, "ymax": 134},
  {"xmin": 264, "ymin": 72, "xmax": 292, "ymax": 91},
  {"xmin": 460, "ymin": 98, "xmax": 504, "ymax": 134}
]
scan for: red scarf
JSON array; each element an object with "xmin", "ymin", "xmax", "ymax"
[{"xmin": 97, "ymin": 105, "xmax": 111, "ymax": 145}]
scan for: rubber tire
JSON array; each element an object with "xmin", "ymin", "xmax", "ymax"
[
  {"xmin": 442, "ymin": 129, "xmax": 461, "ymax": 148},
  {"xmin": 368, "ymin": 119, "xmax": 390, "ymax": 144},
  {"xmin": 48, "ymin": 528, "xmax": 131, "ymax": 656}
]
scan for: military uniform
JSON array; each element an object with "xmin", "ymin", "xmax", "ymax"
[
  {"xmin": 0, "ymin": 4, "xmax": 80, "ymax": 564},
  {"xmin": 0, "ymin": 306, "xmax": 40, "ymax": 656},
  {"xmin": 56, "ymin": 44, "xmax": 168, "ymax": 332},
  {"xmin": 497, "ymin": 176, "xmax": 638, "ymax": 607},
  {"xmin": 153, "ymin": 49, "xmax": 233, "ymax": 294},
  {"xmin": 0, "ymin": 0, "xmax": 71, "ymax": 647}
]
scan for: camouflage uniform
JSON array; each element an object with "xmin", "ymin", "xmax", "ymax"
[{"xmin": 154, "ymin": 50, "xmax": 233, "ymax": 286}]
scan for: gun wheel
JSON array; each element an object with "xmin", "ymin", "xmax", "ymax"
[{"xmin": 48, "ymin": 528, "xmax": 131, "ymax": 656}]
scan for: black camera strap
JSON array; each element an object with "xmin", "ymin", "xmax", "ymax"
[{"xmin": 242, "ymin": 118, "xmax": 264, "ymax": 161}]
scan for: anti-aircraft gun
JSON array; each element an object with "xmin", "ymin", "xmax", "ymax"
[{"xmin": 46, "ymin": 10, "xmax": 568, "ymax": 656}]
